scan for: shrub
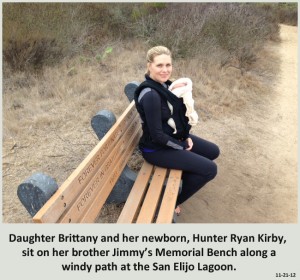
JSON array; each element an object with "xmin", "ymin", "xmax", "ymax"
[
  {"xmin": 2, "ymin": 2, "xmax": 161, "ymax": 72},
  {"xmin": 277, "ymin": 3, "xmax": 298, "ymax": 26},
  {"xmin": 132, "ymin": 3, "xmax": 280, "ymax": 72},
  {"xmin": 2, "ymin": 2, "xmax": 286, "ymax": 74},
  {"xmin": 199, "ymin": 3, "xmax": 279, "ymax": 72},
  {"xmin": 3, "ymin": 37, "xmax": 62, "ymax": 72},
  {"xmin": 131, "ymin": 3, "xmax": 208, "ymax": 58},
  {"xmin": 3, "ymin": 3, "xmax": 75, "ymax": 71},
  {"xmin": 256, "ymin": 3, "xmax": 298, "ymax": 26}
]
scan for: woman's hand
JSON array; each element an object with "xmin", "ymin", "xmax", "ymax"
[{"xmin": 185, "ymin": 137, "xmax": 193, "ymax": 151}]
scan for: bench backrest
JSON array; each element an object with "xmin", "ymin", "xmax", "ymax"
[{"xmin": 33, "ymin": 101, "xmax": 141, "ymax": 223}]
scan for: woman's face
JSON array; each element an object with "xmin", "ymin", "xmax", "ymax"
[{"xmin": 148, "ymin": 54, "xmax": 172, "ymax": 84}]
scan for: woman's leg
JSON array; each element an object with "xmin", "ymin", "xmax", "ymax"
[
  {"xmin": 142, "ymin": 140, "xmax": 219, "ymax": 205},
  {"xmin": 189, "ymin": 134, "xmax": 220, "ymax": 160}
]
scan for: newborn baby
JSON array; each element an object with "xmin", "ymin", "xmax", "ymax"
[{"xmin": 167, "ymin": 77, "xmax": 199, "ymax": 134}]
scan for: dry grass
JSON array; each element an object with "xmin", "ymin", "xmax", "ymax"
[
  {"xmin": 2, "ymin": 40, "xmax": 147, "ymax": 222},
  {"xmin": 3, "ymin": 39, "xmax": 278, "ymax": 141}
]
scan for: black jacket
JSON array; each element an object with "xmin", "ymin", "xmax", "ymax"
[{"xmin": 134, "ymin": 75, "xmax": 191, "ymax": 151}]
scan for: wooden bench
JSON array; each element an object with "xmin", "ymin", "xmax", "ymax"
[{"xmin": 23, "ymin": 84, "xmax": 182, "ymax": 223}]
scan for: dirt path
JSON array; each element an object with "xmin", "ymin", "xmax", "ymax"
[{"xmin": 177, "ymin": 24, "xmax": 298, "ymax": 223}]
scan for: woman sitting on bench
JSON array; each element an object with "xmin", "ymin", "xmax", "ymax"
[{"xmin": 134, "ymin": 45, "xmax": 220, "ymax": 216}]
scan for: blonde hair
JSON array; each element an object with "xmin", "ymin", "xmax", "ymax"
[{"xmin": 146, "ymin": 46, "xmax": 172, "ymax": 74}]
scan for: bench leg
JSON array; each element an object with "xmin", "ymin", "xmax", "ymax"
[
  {"xmin": 106, "ymin": 165, "xmax": 137, "ymax": 203},
  {"xmin": 91, "ymin": 109, "xmax": 137, "ymax": 204},
  {"xmin": 91, "ymin": 109, "xmax": 116, "ymax": 139},
  {"xmin": 17, "ymin": 173, "xmax": 58, "ymax": 217},
  {"xmin": 124, "ymin": 81, "xmax": 140, "ymax": 102}
]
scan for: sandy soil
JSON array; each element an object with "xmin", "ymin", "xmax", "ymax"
[
  {"xmin": 177, "ymin": 24, "xmax": 298, "ymax": 223},
  {"xmin": 2, "ymin": 25, "xmax": 298, "ymax": 223}
]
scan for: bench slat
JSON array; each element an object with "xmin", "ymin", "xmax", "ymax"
[
  {"xmin": 79, "ymin": 127, "xmax": 142, "ymax": 223},
  {"xmin": 33, "ymin": 101, "xmax": 138, "ymax": 223},
  {"xmin": 136, "ymin": 167, "xmax": 168, "ymax": 224},
  {"xmin": 117, "ymin": 161, "xmax": 154, "ymax": 223},
  {"xmin": 59, "ymin": 115, "xmax": 141, "ymax": 223},
  {"xmin": 156, "ymin": 169, "xmax": 182, "ymax": 224}
]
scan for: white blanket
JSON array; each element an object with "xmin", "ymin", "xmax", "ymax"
[{"xmin": 167, "ymin": 78, "xmax": 198, "ymax": 133}]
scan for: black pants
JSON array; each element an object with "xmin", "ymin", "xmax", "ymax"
[{"xmin": 142, "ymin": 134, "xmax": 220, "ymax": 206}]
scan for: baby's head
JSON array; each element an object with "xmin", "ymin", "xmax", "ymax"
[{"xmin": 171, "ymin": 82, "xmax": 187, "ymax": 90}]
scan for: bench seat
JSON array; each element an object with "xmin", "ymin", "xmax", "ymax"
[{"xmin": 118, "ymin": 162, "xmax": 182, "ymax": 223}]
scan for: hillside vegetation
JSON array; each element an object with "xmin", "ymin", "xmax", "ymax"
[
  {"xmin": 3, "ymin": 3, "xmax": 297, "ymax": 71},
  {"xmin": 3, "ymin": 3, "xmax": 297, "ymax": 125}
]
